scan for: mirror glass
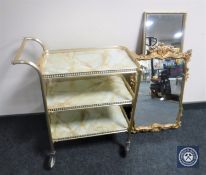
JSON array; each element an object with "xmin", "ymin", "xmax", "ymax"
[
  {"xmin": 143, "ymin": 13, "xmax": 186, "ymax": 54},
  {"xmin": 135, "ymin": 57, "xmax": 185, "ymax": 128}
]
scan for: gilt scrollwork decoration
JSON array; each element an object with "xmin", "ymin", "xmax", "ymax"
[{"xmin": 136, "ymin": 43, "xmax": 192, "ymax": 80}]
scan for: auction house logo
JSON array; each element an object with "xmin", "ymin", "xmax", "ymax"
[{"xmin": 177, "ymin": 146, "xmax": 199, "ymax": 168}]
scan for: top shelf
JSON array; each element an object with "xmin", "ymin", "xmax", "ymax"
[{"xmin": 39, "ymin": 47, "xmax": 138, "ymax": 79}]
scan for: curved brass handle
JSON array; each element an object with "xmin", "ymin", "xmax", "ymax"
[
  {"xmin": 12, "ymin": 37, "xmax": 47, "ymax": 74},
  {"xmin": 12, "ymin": 37, "xmax": 47, "ymax": 65}
]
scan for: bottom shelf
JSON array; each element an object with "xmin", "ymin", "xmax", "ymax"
[{"xmin": 49, "ymin": 106, "xmax": 128, "ymax": 142}]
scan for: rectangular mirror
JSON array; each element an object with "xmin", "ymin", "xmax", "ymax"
[{"xmin": 143, "ymin": 12, "xmax": 186, "ymax": 54}]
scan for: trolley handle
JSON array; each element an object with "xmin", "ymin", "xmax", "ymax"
[{"xmin": 12, "ymin": 37, "xmax": 47, "ymax": 66}]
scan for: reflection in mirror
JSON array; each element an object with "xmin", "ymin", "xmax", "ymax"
[
  {"xmin": 136, "ymin": 58, "xmax": 184, "ymax": 126},
  {"xmin": 134, "ymin": 44, "xmax": 192, "ymax": 132},
  {"xmin": 143, "ymin": 13, "xmax": 186, "ymax": 54}
]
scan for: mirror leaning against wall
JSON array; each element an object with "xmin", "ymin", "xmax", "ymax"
[
  {"xmin": 143, "ymin": 12, "xmax": 186, "ymax": 54},
  {"xmin": 134, "ymin": 12, "xmax": 192, "ymax": 132}
]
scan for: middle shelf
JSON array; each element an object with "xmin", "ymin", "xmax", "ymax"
[{"xmin": 46, "ymin": 75, "xmax": 134, "ymax": 112}]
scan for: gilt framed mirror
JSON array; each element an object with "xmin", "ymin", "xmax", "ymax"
[
  {"xmin": 143, "ymin": 12, "xmax": 187, "ymax": 54},
  {"xmin": 134, "ymin": 44, "xmax": 191, "ymax": 131}
]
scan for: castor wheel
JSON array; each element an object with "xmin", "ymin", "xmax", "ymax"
[
  {"xmin": 48, "ymin": 155, "xmax": 56, "ymax": 169},
  {"xmin": 125, "ymin": 140, "xmax": 131, "ymax": 152}
]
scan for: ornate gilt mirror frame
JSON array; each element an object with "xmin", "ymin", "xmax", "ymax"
[{"xmin": 133, "ymin": 43, "xmax": 192, "ymax": 132}]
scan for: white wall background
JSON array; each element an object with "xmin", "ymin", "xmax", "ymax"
[{"xmin": 0, "ymin": 0, "xmax": 205, "ymax": 116}]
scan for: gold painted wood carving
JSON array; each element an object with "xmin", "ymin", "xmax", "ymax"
[{"xmin": 137, "ymin": 43, "xmax": 192, "ymax": 79}]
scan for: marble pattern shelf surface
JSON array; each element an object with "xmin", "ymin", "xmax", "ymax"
[
  {"xmin": 40, "ymin": 48, "xmax": 137, "ymax": 78},
  {"xmin": 46, "ymin": 76, "xmax": 133, "ymax": 112},
  {"xmin": 49, "ymin": 106, "xmax": 128, "ymax": 142}
]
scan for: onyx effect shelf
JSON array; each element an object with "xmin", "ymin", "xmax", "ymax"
[
  {"xmin": 46, "ymin": 75, "xmax": 133, "ymax": 112},
  {"xmin": 39, "ymin": 47, "xmax": 137, "ymax": 78},
  {"xmin": 49, "ymin": 106, "xmax": 128, "ymax": 142}
]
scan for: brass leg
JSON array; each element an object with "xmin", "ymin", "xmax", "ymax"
[
  {"xmin": 126, "ymin": 70, "xmax": 141, "ymax": 152},
  {"xmin": 39, "ymin": 76, "xmax": 56, "ymax": 168},
  {"xmin": 46, "ymin": 113, "xmax": 56, "ymax": 169},
  {"xmin": 125, "ymin": 120, "xmax": 133, "ymax": 152},
  {"xmin": 125, "ymin": 113, "xmax": 135, "ymax": 152},
  {"xmin": 125, "ymin": 140, "xmax": 131, "ymax": 152},
  {"xmin": 48, "ymin": 151, "xmax": 56, "ymax": 169}
]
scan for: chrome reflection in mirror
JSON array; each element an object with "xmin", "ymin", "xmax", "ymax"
[
  {"xmin": 135, "ymin": 44, "xmax": 191, "ymax": 132},
  {"xmin": 143, "ymin": 13, "xmax": 186, "ymax": 54}
]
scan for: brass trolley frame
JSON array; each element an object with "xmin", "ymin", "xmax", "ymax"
[{"xmin": 12, "ymin": 37, "xmax": 141, "ymax": 168}]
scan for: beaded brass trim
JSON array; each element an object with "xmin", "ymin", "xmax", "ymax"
[
  {"xmin": 43, "ymin": 69, "xmax": 137, "ymax": 79},
  {"xmin": 48, "ymin": 101, "xmax": 132, "ymax": 113}
]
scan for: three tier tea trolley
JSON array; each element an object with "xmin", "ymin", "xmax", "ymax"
[{"xmin": 12, "ymin": 37, "xmax": 140, "ymax": 168}]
